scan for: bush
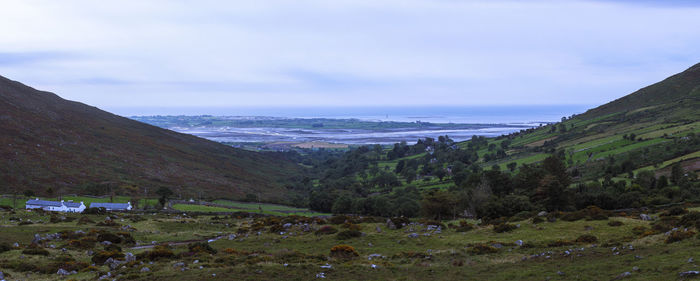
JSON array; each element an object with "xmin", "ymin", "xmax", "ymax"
[
  {"xmin": 328, "ymin": 215, "xmax": 351, "ymax": 225},
  {"xmin": 575, "ymin": 234, "xmax": 598, "ymax": 243},
  {"xmin": 661, "ymin": 206, "xmax": 687, "ymax": 217},
  {"xmin": 91, "ymin": 250, "xmax": 124, "ymax": 264},
  {"xmin": 547, "ymin": 240, "xmax": 575, "ymax": 247},
  {"xmin": 679, "ymin": 211, "xmax": 700, "ymax": 228},
  {"xmin": 22, "ymin": 244, "xmax": 50, "ymax": 256},
  {"xmin": 665, "ymin": 230, "xmax": 696, "ymax": 244},
  {"xmin": 341, "ymin": 222, "xmax": 362, "ymax": 231},
  {"xmin": 531, "ymin": 217, "xmax": 544, "ymax": 224},
  {"xmin": 137, "ymin": 245, "xmax": 175, "ymax": 261},
  {"xmin": 83, "ymin": 207, "xmax": 107, "ymax": 215},
  {"xmin": 467, "ymin": 244, "xmax": 498, "ymax": 255},
  {"xmin": 455, "ymin": 220, "xmax": 474, "ymax": 232},
  {"xmin": 97, "ymin": 232, "xmax": 122, "ymax": 244},
  {"xmin": 188, "ymin": 242, "xmax": 217, "ymax": 255},
  {"xmin": 315, "ymin": 226, "xmax": 338, "ymax": 235},
  {"xmin": 0, "ymin": 242, "xmax": 11, "ymax": 253},
  {"xmin": 77, "ymin": 216, "xmax": 95, "ymax": 225},
  {"xmin": 336, "ymin": 230, "xmax": 362, "ymax": 240},
  {"xmin": 67, "ymin": 237, "xmax": 97, "ymax": 249},
  {"xmin": 96, "ymin": 220, "xmax": 119, "ymax": 227},
  {"xmin": 390, "ymin": 217, "xmax": 411, "ymax": 229},
  {"xmin": 560, "ymin": 212, "xmax": 586, "ymax": 222},
  {"xmin": 632, "ymin": 226, "xmax": 648, "ymax": 236},
  {"xmin": 329, "ymin": 245, "xmax": 359, "ymax": 259},
  {"xmin": 493, "ymin": 223, "xmax": 517, "ymax": 233},
  {"xmin": 117, "ymin": 232, "xmax": 135, "ymax": 244},
  {"xmin": 607, "ymin": 220, "xmax": 624, "ymax": 227}
]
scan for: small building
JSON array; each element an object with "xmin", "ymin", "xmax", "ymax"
[
  {"xmin": 90, "ymin": 202, "xmax": 132, "ymax": 211},
  {"xmin": 25, "ymin": 199, "xmax": 86, "ymax": 213}
]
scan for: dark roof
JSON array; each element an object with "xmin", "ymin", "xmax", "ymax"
[
  {"xmin": 26, "ymin": 199, "xmax": 62, "ymax": 207},
  {"xmin": 64, "ymin": 202, "xmax": 83, "ymax": 208},
  {"xmin": 90, "ymin": 202, "xmax": 130, "ymax": 209}
]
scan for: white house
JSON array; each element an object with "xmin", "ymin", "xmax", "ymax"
[
  {"xmin": 25, "ymin": 199, "xmax": 86, "ymax": 213},
  {"xmin": 90, "ymin": 202, "xmax": 132, "ymax": 211}
]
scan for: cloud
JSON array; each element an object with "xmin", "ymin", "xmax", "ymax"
[{"xmin": 0, "ymin": 0, "xmax": 699, "ymax": 111}]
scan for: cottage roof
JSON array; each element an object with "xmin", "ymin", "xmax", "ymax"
[
  {"xmin": 26, "ymin": 199, "xmax": 62, "ymax": 207},
  {"xmin": 90, "ymin": 202, "xmax": 130, "ymax": 209},
  {"xmin": 64, "ymin": 202, "xmax": 83, "ymax": 208}
]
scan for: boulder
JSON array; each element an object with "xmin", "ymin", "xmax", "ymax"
[
  {"xmin": 125, "ymin": 252, "xmax": 136, "ymax": 263},
  {"xmin": 639, "ymin": 214, "xmax": 653, "ymax": 221},
  {"xmin": 407, "ymin": 233, "xmax": 419, "ymax": 238},
  {"xmin": 140, "ymin": 267, "xmax": 150, "ymax": 272},
  {"xmin": 679, "ymin": 271, "xmax": 700, "ymax": 277},
  {"xmin": 56, "ymin": 268, "xmax": 72, "ymax": 276},
  {"xmin": 537, "ymin": 211, "xmax": 548, "ymax": 217},
  {"xmin": 386, "ymin": 219, "xmax": 397, "ymax": 230}
]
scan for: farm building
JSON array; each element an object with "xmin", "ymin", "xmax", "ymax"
[
  {"xmin": 25, "ymin": 199, "xmax": 86, "ymax": 213},
  {"xmin": 90, "ymin": 202, "xmax": 132, "ymax": 211}
]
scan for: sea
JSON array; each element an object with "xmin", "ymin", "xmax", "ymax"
[{"xmin": 112, "ymin": 105, "xmax": 592, "ymax": 145}]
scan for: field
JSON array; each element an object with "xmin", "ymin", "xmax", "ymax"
[{"xmin": 0, "ymin": 205, "xmax": 699, "ymax": 280}]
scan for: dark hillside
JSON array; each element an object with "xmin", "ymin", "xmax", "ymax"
[
  {"xmin": 579, "ymin": 62, "xmax": 700, "ymax": 121},
  {"xmin": 0, "ymin": 75, "xmax": 301, "ymax": 201}
]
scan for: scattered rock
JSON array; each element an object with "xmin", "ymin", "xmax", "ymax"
[
  {"xmin": 140, "ymin": 267, "xmax": 150, "ymax": 272},
  {"xmin": 557, "ymin": 271, "xmax": 565, "ymax": 276},
  {"xmin": 376, "ymin": 226, "xmax": 382, "ymax": 233},
  {"xmin": 584, "ymin": 226, "xmax": 594, "ymax": 231},
  {"xmin": 386, "ymin": 219, "xmax": 397, "ymax": 230},
  {"xmin": 516, "ymin": 240, "xmax": 524, "ymax": 246},
  {"xmin": 12, "ymin": 242, "xmax": 19, "ymax": 248},
  {"xmin": 615, "ymin": 272, "xmax": 632, "ymax": 279},
  {"xmin": 408, "ymin": 233, "xmax": 419, "ymax": 238},
  {"xmin": 492, "ymin": 243, "xmax": 503, "ymax": 249},
  {"xmin": 679, "ymin": 271, "xmax": 700, "ymax": 277},
  {"xmin": 101, "ymin": 241, "xmax": 112, "ymax": 246},
  {"xmin": 632, "ymin": 266, "xmax": 639, "ymax": 272},
  {"xmin": 56, "ymin": 268, "xmax": 76, "ymax": 276},
  {"xmin": 320, "ymin": 263, "xmax": 332, "ymax": 269},
  {"xmin": 283, "ymin": 223, "xmax": 292, "ymax": 228},
  {"xmin": 173, "ymin": 262, "xmax": 186, "ymax": 268},
  {"xmin": 538, "ymin": 211, "xmax": 548, "ymax": 217},
  {"xmin": 125, "ymin": 252, "xmax": 136, "ymax": 263},
  {"xmin": 639, "ymin": 214, "xmax": 652, "ymax": 221},
  {"xmin": 316, "ymin": 272, "xmax": 326, "ymax": 278},
  {"xmin": 688, "ymin": 257, "xmax": 695, "ymax": 263},
  {"xmin": 228, "ymin": 234, "xmax": 237, "ymax": 240}
]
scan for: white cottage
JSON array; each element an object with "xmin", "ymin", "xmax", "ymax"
[
  {"xmin": 90, "ymin": 202, "xmax": 132, "ymax": 211},
  {"xmin": 25, "ymin": 199, "xmax": 86, "ymax": 213}
]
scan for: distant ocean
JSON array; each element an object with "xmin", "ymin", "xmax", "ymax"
[
  {"xmin": 109, "ymin": 105, "xmax": 592, "ymax": 124},
  {"xmin": 114, "ymin": 105, "xmax": 593, "ymax": 144}
]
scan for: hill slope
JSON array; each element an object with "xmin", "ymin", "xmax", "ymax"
[{"xmin": 0, "ymin": 75, "xmax": 302, "ymax": 201}]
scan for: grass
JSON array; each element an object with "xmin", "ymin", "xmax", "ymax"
[{"xmin": 1, "ymin": 208, "xmax": 697, "ymax": 280}]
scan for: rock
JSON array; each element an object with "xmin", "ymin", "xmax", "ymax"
[
  {"xmin": 492, "ymin": 243, "xmax": 503, "ymax": 249},
  {"xmin": 101, "ymin": 241, "xmax": 112, "ymax": 246},
  {"xmin": 32, "ymin": 234, "xmax": 42, "ymax": 244},
  {"xmin": 516, "ymin": 240, "xmax": 524, "ymax": 246},
  {"xmin": 615, "ymin": 272, "xmax": 632, "ymax": 279},
  {"xmin": 386, "ymin": 219, "xmax": 397, "ymax": 230},
  {"xmin": 376, "ymin": 226, "xmax": 382, "ymax": 233},
  {"xmin": 140, "ymin": 267, "xmax": 150, "ymax": 272},
  {"xmin": 228, "ymin": 234, "xmax": 237, "ymax": 240},
  {"xmin": 104, "ymin": 258, "xmax": 124, "ymax": 270},
  {"xmin": 371, "ymin": 264, "xmax": 377, "ymax": 269},
  {"xmin": 283, "ymin": 223, "xmax": 292, "ymax": 228},
  {"xmin": 537, "ymin": 211, "xmax": 548, "ymax": 217},
  {"xmin": 632, "ymin": 266, "xmax": 639, "ymax": 272},
  {"xmin": 679, "ymin": 271, "xmax": 700, "ymax": 277},
  {"xmin": 316, "ymin": 272, "xmax": 326, "ymax": 278},
  {"xmin": 193, "ymin": 260, "xmax": 199, "ymax": 264},
  {"xmin": 56, "ymin": 268, "xmax": 72, "ymax": 276},
  {"xmin": 639, "ymin": 214, "xmax": 652, "ymax": 221},
  {"xmin": 407, "ymin": 233, "xmax": 419, "ymax": 238},
  {"xmin": 584, "ymin": 226, "xmax": 594, "ymax": 231},
  {"xmin": 125, "ymin": 252, "xmax": 136, "ymax": 263},
  {"xmin": 0, "ymin": 271, "xmax": 3, "ymax": 279},
  {"xmin": 320, "ymin": 263, "xmax": 332, "ymax": 269},
  {"xmin": 557, "ymin": 271, "xmax": 565, "ymax": 276},
  {"xmin": 173, "ymin": 262, "xmax": 186, "ymax": 268},
  {"xmin": 12, "ymin": 242, "xmax": 19, "ymax": 248},
  {"xmin": 689, "ymin": 257, "xmax": 695, "ymax": 263}
]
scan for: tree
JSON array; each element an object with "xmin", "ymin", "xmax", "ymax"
[
  {"xmin": 156, "ymin": 187, "xmax": 174, "ymax": 209},
  {"xmin": 23, "ymin": 190, "xmax": 35, "ymax": 198},
  {"xmin": 670, "ymin": 162, "xmax": 684, "ymax": 185},
  {"xmin": 331, "ymin": 195, "xmax": 353, "ymax": 214},
  {"xmin": 506, "ymin": 162, "xmax": 517, "ymax": 172}
]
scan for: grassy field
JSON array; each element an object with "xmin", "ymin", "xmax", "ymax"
[{"xmin": 0, "ymin": 205, "xmax": 698, "ymax": 280}]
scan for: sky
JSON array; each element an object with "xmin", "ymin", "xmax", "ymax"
[{"xmin": 1, "ymin": 0, "xmax": 699, "ymax": 114}]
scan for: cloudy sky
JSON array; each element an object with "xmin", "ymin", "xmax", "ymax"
[{"xmin": 1, "ymin": 0, "xmax": 699, "ymax": 113}]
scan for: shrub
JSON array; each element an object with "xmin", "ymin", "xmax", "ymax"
[
  {"xmin": 531, "ymin": 217, "xmax": 544, "ymax": 224},
  {"xmin": 575, "ymin": 234, "xmax": 598, "ymax": 243},
  {"xmin": 547, "ymin": 240, "xmax": 574, "ymax": 247},
  {"xmin": 0, "ymin": 242, "xmax": 11, "ymax": 253},
  {"xmin": 651, "ymin": 217, "xmax": 679, "ymax": 233},
  {"xmin": 96, "ymin": 220, "xmax": 119, "ymax": 227},
  {"xmin": 329, "ymin": 245, "xmax": 359, "ymax": 259},
  {"xmin": 83, "ymin": 207, "xmax": 107, "ymax": 215},
  {"xmin": 104, "ymin": 244, "xmax": 122, "ymax": 252},
  {"xmin": 455, "ymin": 221, "xmax": 474, "ymax": 232},
  {"xmin": 493, "ymin": 223, "xmax": 517, "ymax": 233},
  {"xmin": 269, "ymin": 224, "xmax": 285, "ymax": 233},
  {"xmin": 315, "ymin": 226, "xmax": 338, "ymax": 235},
  {"xmin": 661, "ymin": 206, "xmax": 687, "ymax": 217},
  {"xmin": 560, "ymin": 212, "xmax": 586, "ymax": 222},
  {"xmin": 117, "ymin": 232, "xmax": 135, "ymax": 244},
  {"xmin": 467, "ymin": 244, "xmax": 498, "ymax": 255},
  {"xmin": 665, "ymin": 230, "xmax": 696, "ymax": 244},
  {"xmin": 92, "ymin": 250, "xmax": 124, "ymax": 264},
  {"xmin": 632, "ymin": 226, "xmax": 648, "ymax": 236},
  {"xmin": 336, "ymin": 230, "xmax": 362, "ymax": 240},
  {"xmin": 97, "ymin": 233, "xmax": 122, "ymax": 244},
  {"xmin": 390, "ymin": 217, "xmax": 411, "ymax": 229},
  {"xmin": 341, "ymin": 222, "xmax": 362, "ymax": 231},
  {"xmin": 77, "ymin": 216, "xmax": 95, "ymax": 225},
  {"xmin": 328, "ymin": 215, "xmax": 350, "ymax": 225},
  {"xmin": 679, "ymin": 211, "xmax": 700, "ymax": 228},
  {"xmin": 188, "ymin": 242, "xmax": 217, "ymax": 255},
  {"xmin": 607, "ymin": 221, "xmax": 624, "ymax": 227},
  {"xmin": 22, "ymin": 244, "xmax": 50, "ymax": 256},
  {"xmin": 137, "ymin": 245, "xmax": 175, "ymax": 261},
  {"xmin": 67, "ymin": 237, "xmax": 97, "ymax": 249}
]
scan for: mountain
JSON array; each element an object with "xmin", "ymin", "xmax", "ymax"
[
  {"xmin": 578, "ymin": 62, "xmax": 700, "ymax": 122},
  {"xmin": 0, "ymin": 75, "xmax": 302, "ymax": 202}
]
